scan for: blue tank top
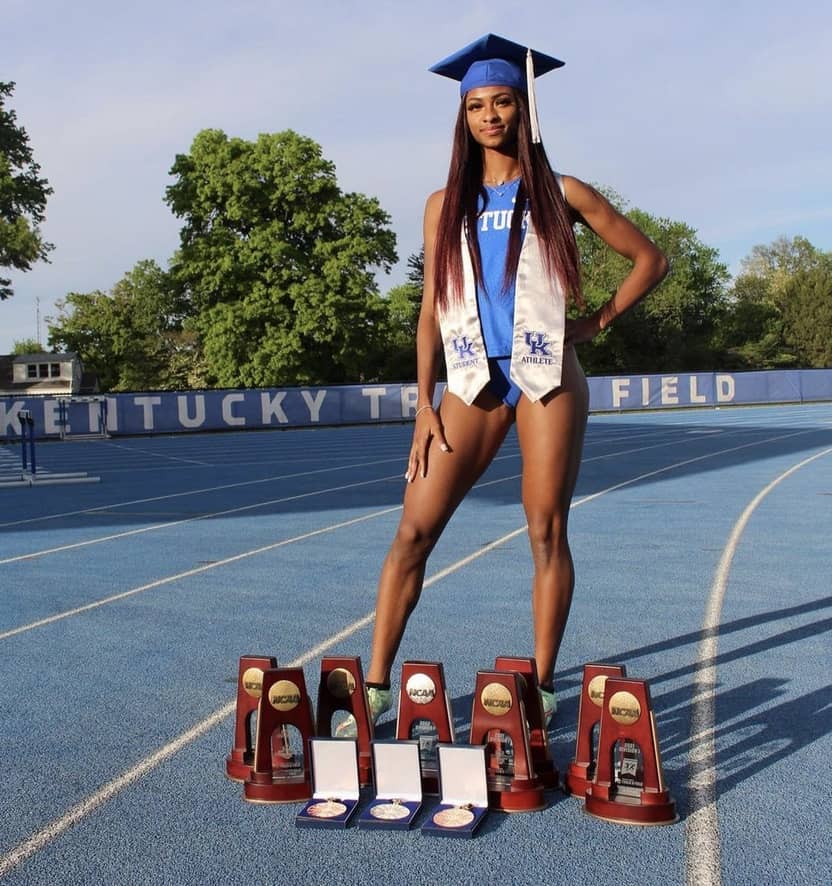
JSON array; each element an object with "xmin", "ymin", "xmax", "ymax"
[{"xmin": 474, "ymin": 178, "xmax": 527, "ymax": 356}]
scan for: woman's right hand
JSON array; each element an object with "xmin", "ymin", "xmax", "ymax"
[{"xmin": 406, "ymin": 406, "xmax": 449, "ymax": 482}]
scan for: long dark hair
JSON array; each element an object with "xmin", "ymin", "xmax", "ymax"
[{"xmin": 432, "ymin": 89, "xmax": 583, "ymax": 313}]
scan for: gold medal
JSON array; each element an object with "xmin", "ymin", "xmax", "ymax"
[
  {"xmin": 306, "ymin": 800, "xmax": 347, "ymax": 818},
  {"xmin": 369, "ymin": 800, "xmax": 410, "ymax": 821},
  {"xmin": 433, "ymin": 805, "xmax": 475, "ymax": 828}
]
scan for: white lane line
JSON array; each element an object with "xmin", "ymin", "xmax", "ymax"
[
  {"xmin": 0, "ymin": 526, "xmax": 528, "ymax": 878},
  {"xmin": 0, "ymin": 506, "xmax": 401, "ymax": 642},
  {"xmin": 0, "ymin": 456, "xmax": 405, "ymax": 530},
  {"xmin": 0, "ymin": 473, "xmax": 402, "ymax": 565},
  {"xmin": 0, "ymin": 422, "xmax": 742, "ymax": 531},
  {"xmin": 101, "ymin": 440, "xmax": 212, "ymax": 466},
  {"xmin": 0, "ymin": 427, "xmax": 737, "ymax": 563},
  {"xmin": 2, "ymin": 434, "xmax": 829, "ymax": 877},
  {"xmin": 0, "ymin": 428, "xmax": 819, "ymax": 642},
  {"xmin": 684, "ymin": 446, "xmax": 832, "ymax": 886}
]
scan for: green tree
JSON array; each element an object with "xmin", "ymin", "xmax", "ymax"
[
  {"xmin": 575, "ymin": 189, "xmax": 729, "ymax": 373},
  {"xmin": 48, "ymin": 260, "xmax": 194, "ymax": 391},
  {"xmin": 780, "ymin": 257, "xmax": 832, "ymax": 368},
  {"xmin": 12, "ymin": 337, "xmax": 43, "ymax": 354},
  {"xmin": 406, "ymin": 247, "xmax": 424, "ymax": 287},
  {"xmin": 378, "ymin": 281, "xmax": 421, "ymax": 381},
  {"xmin": 165, "ymin": 129, "xmax": 397, "ymax": 387},
  {"xmin": 739, "ymin": 235, "xmax": 823, "ymax": 307},
  {"xmin": 0, "ymin": 82, "xmax": 53, "ymax": 300},
  {"xmin": 715, "ymin": 235, "xmax": 829, "ymax": 369}
]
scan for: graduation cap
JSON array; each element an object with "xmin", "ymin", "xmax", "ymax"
[{"xmin": 429, "ymin": 34, "xmax": 565, "ymax": 143}]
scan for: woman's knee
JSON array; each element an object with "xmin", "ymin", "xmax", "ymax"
[
  {"xmin": 389, "ymin": 518, "xmax": 440, "ymax": 567},
  {"xmin": 526, "ymin": 513, "xmax": 569, "ymax": 564}
]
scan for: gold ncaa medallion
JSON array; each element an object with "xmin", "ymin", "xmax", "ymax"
[
  {"xmin": 307, "ymin": 800, "xmax": 347, "ymax": 818},
  {"xmin": 406, "ymin": 673, "xmax": 437, "ymax": 705},
  {"xmin": 608, "ymin": 690, "xmax": 642, "ymax": 725},
  {"xmin": 587, "ymin": 674, "xmax": 609, "ymax": 707},
  {"xmin": 433, "ymin": 806, "xmax": 475, "ymax": 828},
  {"xmin": 327, "ymin": 668, "xmax": 356, "ymax": 699},
  {"xmin": 370, "ymin": 801, "xmax": 410, "ymax": 821},
  {"xmin": 241, "ymin": 667, "xmax": 264, "ymax": 699},
  {"xmin": 268, "ymin": 679, "xmax": 301, "ymax": 712},
  {"xmin": 480, "ymin": 682, "xmax": 513, "ymax": 716}
]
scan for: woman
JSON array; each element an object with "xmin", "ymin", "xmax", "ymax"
[{"xmin": 341, "ymin": 34, "xmax": 668, "ymax": 734}]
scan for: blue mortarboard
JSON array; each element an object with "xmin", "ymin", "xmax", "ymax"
[{"xmin": 429, "ymin": 34, "xmax": 564, "ymax": 143}]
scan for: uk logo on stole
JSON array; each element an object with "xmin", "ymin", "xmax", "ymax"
[
  {"xmin": 520, "ymin": 330, "xmax": 555, "ymax": 364},
  {"xmin": 449, "ymin": 334, "xmax": 481, "ymax": 370}
]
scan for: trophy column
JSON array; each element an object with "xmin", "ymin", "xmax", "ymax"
[
  {"xmin": 564, "ymin": 663, "xmax": 626, "ymax": 797},
  {"xmin": 243, "ymin": 667, "xmax": 316, "ymax": 803},
  {"xmin": 469, "ymin": 670, "xmax": 546, "ymax": 812},
  {"xmin": 584, "ymin": 677, "xmax": 677, "ymax": 825},
  {"xmin": 316, "ymin": 656, "xmax": 374, "ymax": 787},
  {"xmin": 494, "ymin": 656, "xmax": 559, "ymax": 791},
  {"xmin": 395, "ymin": 661, "xmax": 454, "ymax": 794}
]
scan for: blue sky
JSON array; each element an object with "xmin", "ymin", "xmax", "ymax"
[{"xmin": 3, "ymin": 0, "xmax": 830, "ymax": 352}]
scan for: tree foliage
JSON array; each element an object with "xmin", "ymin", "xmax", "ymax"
[
  {"xmin": 574, "ymin": 189, "xmax": 730, "ymax": 373},
  {"xmin": 0, "ymin": 82, "xmax": 53, "ymax": 300},
  {"xmin": 12, "ymin": 337, "xmax": 43, "ymax": 355},
  {"xmin": 780, "ymin": 257, "xmax": 832, "ymax": 368},
  {"xmin": 713, "ymin": 235, "xmax": 830, "ymax": 369},
  {"xmin": 165, "ymin": 129, "xmax": 397, "ymax": 387},
  {"xmin": 47, "ymin": 260, "xmax": 196, "ymax": 391},
  {"xmin": 378, "ymin": 280, "xmax": 421, "ymax": 381}
]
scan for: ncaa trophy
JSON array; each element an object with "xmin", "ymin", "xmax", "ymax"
[
  {"xmin": 395, "ymin": 661, "xmax": 455, "ymax": 794},
  {"xmin": 225, "ymin": 654, "xmax": 278, "ymax": 781},
  {"xmin": 316, "ymin": 656, "xmax": 374, "ymax": 787},
  {"xmin": 469, "ymin": 670, "xmax": 545, "ymax": 812},
  {"xmin": 584, "ymin": 677, "xmax": 678, "ymax": 825},
  {"xmin": 494, "ymin": 656, "xmax": 558, "ymax": 791},
  {"xmin": 564, "ymin": 663, "xmax": 627, "ymax": 797},
  {"xmin": 243, "ymin": 666, "xmax": 315, "ymax": 803}
]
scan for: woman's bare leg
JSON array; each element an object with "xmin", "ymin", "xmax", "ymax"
[
  {"xmin": 515, "ymin": 347, "xmax": 589, "ymax": 686},
  {"xmin": 366, "ymin": 390, "xmax": 514, "ymax": 683}
]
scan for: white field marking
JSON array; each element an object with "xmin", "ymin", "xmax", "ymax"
[
  {"xmin": 1, "ymin": 436, "xmax": 828, "ymax": 874},
  {"xmin": 0, "ymin": 506, "xmax": 400, "ymax": 642},
  {"xmin": 0, "ymin": 427, "xmax": 819, "ymax": 641},
  {"xmin": 0, "ymin": 428, "xmax": 714, "ymax": 562},
  {"xmin": 684, "ymin": 445, "xmax": 832, "ymax": 886},
  {"xmin": 0, "ymin": 473, "xmax": 403, "ymax": 565},
  {"xmin": 100, "ymin": 440, "xmax": 212, "ymax": 466},
  {"xmin": 0, "ymin": 455, "xmax": 407, "ymax": 530},
  {"xmin": 0, "ymin": 515, "xmax": 532, "ymax": 878}
]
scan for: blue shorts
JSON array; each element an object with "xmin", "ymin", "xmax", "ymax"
[{"xmin": 486, "ymin": 356, "xmax": 522, "ymax": 408}]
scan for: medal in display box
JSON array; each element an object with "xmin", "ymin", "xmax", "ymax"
[
  {"xmin": 359, "ymin": 740, "xmax": 422, "ymax": 830},
  {"xmin": 421, "ymin": 745, "xmax": 489, "ymax": 839},
  {"xmin": 296, "ymin": 738, "xmax": 360, "ymax": 829}
]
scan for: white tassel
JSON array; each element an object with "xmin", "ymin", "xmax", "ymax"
[{"xmin": 526, "ymin": 48, "xmax": 541, "ymax": 144}]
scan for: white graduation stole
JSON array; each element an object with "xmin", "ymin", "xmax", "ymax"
[{"xmin": 438, "ymin": 219, "xmax": 565, "ymax": 405}]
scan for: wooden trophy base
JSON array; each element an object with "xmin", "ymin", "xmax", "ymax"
[
  {"xmin": 225, "ymin": 751, "xmax": 253, "ymax": 783},
  {"xmin": 243, "ymin": 775, "xmax": 314, "ymax": 805},
  {"xmin": 585, "ymin": 788, "xmax": 678, "ymax": 826}
]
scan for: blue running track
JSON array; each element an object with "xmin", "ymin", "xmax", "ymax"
[{"xmin": 1, "ymin": 403, "xmax": 830, "ymax": 885}]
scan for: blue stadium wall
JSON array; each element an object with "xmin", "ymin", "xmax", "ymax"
[{"xmin": 2, "ymin": 369, "xmax": 831, "ymax": 439}]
